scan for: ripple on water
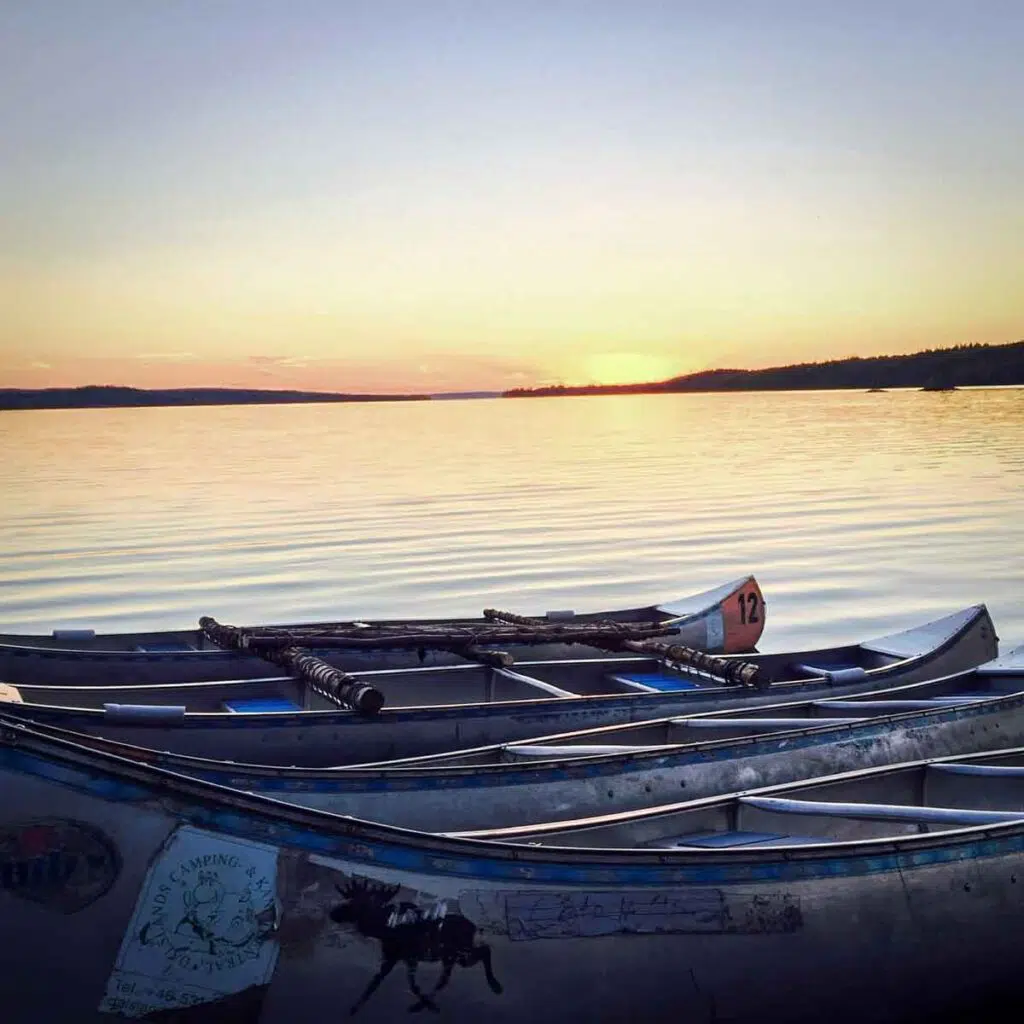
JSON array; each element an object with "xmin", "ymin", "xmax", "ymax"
[{"xmin": 0, "ymin": 388, "xmax": 1021, "ymax": 649}]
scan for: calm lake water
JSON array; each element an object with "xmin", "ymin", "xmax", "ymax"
[{"xmin": 1, "ymin": 388, "xmax": 1022, "ymax": 654}]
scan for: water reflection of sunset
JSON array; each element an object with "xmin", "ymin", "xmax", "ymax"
[{"xmin": 1, "ymin": 389, "xmax": 1021, "ymax": 647}]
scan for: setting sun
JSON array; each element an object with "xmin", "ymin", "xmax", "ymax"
[{"xmin": 582, "ymin": 352, "xmax": 682, "ymax": 386}]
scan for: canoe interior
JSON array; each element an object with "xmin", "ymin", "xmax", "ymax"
[
  {"xmin": 459, "ymin": 746, "xmax": 1024, "ymax": 849},
  {"xmin": 3, "ymin": 708, "xmax": 1024, "ymax": 1024},
  {"xmin": 362, "ymin": 659, "xmax": 1024, "ymax": 767},
  {"xmin": 0, "ymin": 609, "xmax": 677, "ymax": 651},
  {"xmin": 9, "ymin": 655, "xmax": 1024, "ymax": 780},
  {"xmin": 0, "ymin": 579, "xmax": 748, "ymax": 651},
  {"xmin": 3, "ymin": 657, "xmax": 734, "ymax": 712},
  {"xmin": 0, "ymin": 576, "xmax": 766, "ymax": 683},
  {"xmin": 0, "ymin": 608, "xmax": 1000, "ymax": 771},
  {"xmin": 0, "ymin": 645, "xmax": 900, "ymax": 713}
]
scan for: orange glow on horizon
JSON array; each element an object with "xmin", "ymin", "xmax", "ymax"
[
  {"xmin": 0, "ymin": 354, "xmax": 546, "ymax": 396},
  {"xmin": 579, "ymin": 352, "xmax": 686, "ymax": 387}
]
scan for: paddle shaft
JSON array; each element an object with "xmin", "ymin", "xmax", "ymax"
[{"xmin": 621, "ymin": 639, "xmax": 763, "ymax": 689}]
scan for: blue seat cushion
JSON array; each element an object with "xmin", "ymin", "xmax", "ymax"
[
  {"xmin": 222, "ymin": 698, "xmax": 302, "ymax": 713},
  {"xmin": 616, "ymin": 672, "xmax": 700, "ymax": 692}
]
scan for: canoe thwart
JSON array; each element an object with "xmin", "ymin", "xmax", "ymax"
[
  {"xmin": 739, "ymin": 795, "xmax": 1024, "ymax": 826},
  {"xmin": 793, "ymin": 664, "xmax": 869, "ymax": 684},
  {"xmin": 102, "ymin": 703, "xmax": 186, "ymax": 723}
]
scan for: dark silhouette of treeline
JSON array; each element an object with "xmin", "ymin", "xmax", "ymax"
[
  {"xmin": 504, "ymin": 340, "xmax": 1024, "ymax": 398},
  {"xmin": 0, "ymin": 385, "xmax": 431, "ymax": 411}
]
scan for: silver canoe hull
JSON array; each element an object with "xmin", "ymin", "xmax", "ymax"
[
  {"xmin": 4, "ymin": 646, "xmax": 1022, "ymax": 833},
  {"xmin": 0, "ymin": 719, "xmax": 1021, "ymax": 1024},
  {"xmin": 0, "ymin": 576, "xmax": 766, "ymax": 684},
  {"xmin": 0, "ymin": 604, "xmax": 997, "ymax": 765}
]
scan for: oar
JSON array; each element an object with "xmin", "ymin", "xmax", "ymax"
[
  {"xmin": 207, "ymin": 624, "xmax": 675, "ymax": 650},
  {"xmin": 620, "ymin": 639, "xmax": 764, "ymax": 689},
  {"xmin": 199, "ymin": 617, "xmax": 384, "ymax": 715},
  {"xmin": 484, "ymin": 607, "xmax": 763, "ymax": 688}
]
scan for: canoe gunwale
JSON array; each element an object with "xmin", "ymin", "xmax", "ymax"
[
  {"xmin": 4, "ymin": 713, "xmax": 1024, "ymax": 880},
  {"xmin": 2, "ymin": 664, "xmax": 1023, "ymax": 787},
  {"xmin": 1, "ymin": 603, "xmax": 992, "ymax": 727},
  {"xmin": 450, "ymin": 742, "xmax": 1024, "ymax": 851},
  {"xmin": 0, "ymin": 574, "xmax": 762, "ymax": 660}
]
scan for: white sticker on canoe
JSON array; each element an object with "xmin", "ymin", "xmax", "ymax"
[
  {"xmin": 705, "ymin": 609, "xmax": 724, "ymax": 651},
  {"xmin": 98, "ymin": 826, "xmax": 280, "ymax": 1018}
]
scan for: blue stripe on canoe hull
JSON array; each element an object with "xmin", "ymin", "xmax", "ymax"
[
  {"xmin": 59, "ymin": 692, "xmax": 1021, "ymax": 795},
  {"xmin": 2, "ymin": 743, "xmax": 1024, "ymax": 888}
]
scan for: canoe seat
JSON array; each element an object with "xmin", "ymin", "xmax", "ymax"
[
  {"xmin": 0, "ymin": 683, "xmax": 23, "ymax": 703},
  {"xmin": 646, "ymin": 830, "xmax": 834, "ymax": 849},
  {"xmin": 607, "ymin": 672, "xmax": 701, "ymax": 692},
  {"xmin": 223, "ymin": 698, "xmax": 302, "ymax": 714},
  {"xmin": 792, "ymin": 663, "xmax": 868, "ymax": 683},
  {"xmin": 134, "ymin": 642, "xmax": 198, "ymax": 653}
]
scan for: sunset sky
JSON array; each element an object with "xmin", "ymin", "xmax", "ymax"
[{"xmin": 2, "ymin": 2, "xmax": 1022, "ymax": 394}]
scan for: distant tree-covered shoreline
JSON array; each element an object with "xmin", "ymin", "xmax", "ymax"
[
  {"xmin": 0, "ymin": 385, "xmax": 430, "ymax": 411},
  {"xmin": 504, "ymin": 340, "xmax": 1024, "ymax": 398}
]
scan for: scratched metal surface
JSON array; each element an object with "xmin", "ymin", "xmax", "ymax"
[{"xmin": 1, "ymin": 725, "xmax": 1022, "ymax": 1023}]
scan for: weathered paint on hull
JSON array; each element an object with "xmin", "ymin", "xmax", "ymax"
[
  {"xmin": 26, "ymin": 683, "xmax": 1024, "ymax": 832},
  {"xmin": 0, "ymin": 729, "xmax": 1021, "ymax": 1024},
  {"xmin": 4, "ymin": 606, "xmax": 997, "ymax": 765}
]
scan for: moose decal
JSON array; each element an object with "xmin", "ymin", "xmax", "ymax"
[{"xmin": 330, "ymin": 877, "xmax": 503, "ymax": 1015}]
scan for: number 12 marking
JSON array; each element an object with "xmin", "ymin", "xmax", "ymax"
[{"xmin": 737, "ymin": 592, "xmax": 759, "ymax": 625}]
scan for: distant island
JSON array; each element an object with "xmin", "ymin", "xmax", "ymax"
[
  {"xmin": 504, "ymin": 340, "xmax": 1024, "ymax": 398},
  {"xmin": 0, "ymin": 385, "xmax": 430, "ymax": 411},
  {"xmin": 4, "ymin": 339, "xmax": 1022, "ymax": 410}
]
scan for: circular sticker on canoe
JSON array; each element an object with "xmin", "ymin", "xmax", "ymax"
[{"xmin": 0, "ymin": 818, "xmax": 120, "ymax": 914}]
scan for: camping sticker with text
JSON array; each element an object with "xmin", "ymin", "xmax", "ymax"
[{"xmin": 98, "ymin": 826, "xmax": 280, "ymax": 1019}]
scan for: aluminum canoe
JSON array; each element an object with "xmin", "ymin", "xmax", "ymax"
[
  {"xmin": 2, "ymin": 643, "xmax": 1021, "ymax": 834},
  {"xmin": 1, "ymin": 711, "xmax": 1023, "ymax": 1023},
  {"xmin": 0, "ymin": 604, "xmax": 998, "ymax": 767},
  {"xmin": 0, "ymin": 575, "xmax": 765, "ymax": 684}
]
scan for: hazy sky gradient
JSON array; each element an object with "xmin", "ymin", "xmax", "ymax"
[{"xmin": 2, "ymin": 2, "xmax": 1022, "ymax": 392}]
